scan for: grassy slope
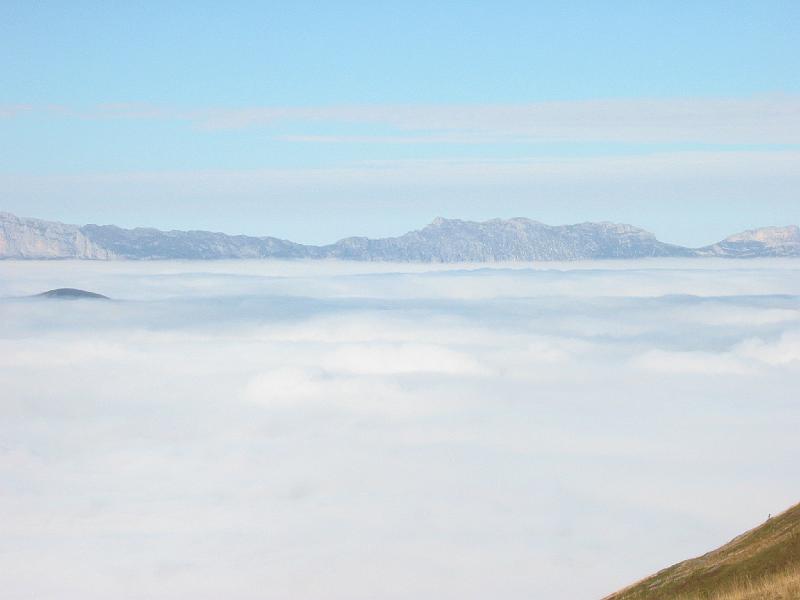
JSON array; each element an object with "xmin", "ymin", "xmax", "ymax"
[
  {"xmin": 604, "ymin": 501, "xmax": 800, "ymax": 600},
  {"xmin": 694, "ymin": 566, "xmax": 800, "ymax": 600}
]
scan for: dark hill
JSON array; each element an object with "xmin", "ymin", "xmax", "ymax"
[{"xmin": 35, "ymin": 288, "xmax": 109, "ymax": 300}]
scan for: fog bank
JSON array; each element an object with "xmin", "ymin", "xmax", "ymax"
[{"xmin": 1, "ymin": 259, "xmax": 799, "ymax": 599}]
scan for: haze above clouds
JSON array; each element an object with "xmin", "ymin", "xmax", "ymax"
[
  {"xmin": 1, "ymin": 259, "xmax": 799, "ymax": 599},
  {"xmin": 2, "ymin": 3, "xmax": 799, "ymax": 244}
]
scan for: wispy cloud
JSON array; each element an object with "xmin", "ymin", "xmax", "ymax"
[
  {"xmin": 11, "ymin": 96, "xmax": 800, "ymax": 144},
  {"xmin": 201, "ymin": 97, "xmax": 800, "ymax": 145},
  {"xmin": 3, "ymin": 150, "xmax": 798, "ymax": 194},
  {"xmin": 0, "ymin": 104, "xmax": 33, "ymax": 118}
]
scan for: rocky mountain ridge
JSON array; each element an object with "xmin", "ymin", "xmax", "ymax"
[
  {"xmin": 1, "ymin": 211, "xmax": 798, "ymax": 262},
  {"xmin": 697, "ymin": 224, "xmax": 800, "ymax": 258}
]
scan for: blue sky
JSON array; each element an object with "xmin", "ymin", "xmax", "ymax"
[{"xmin": 1, "ymin": 1, "xmax": 799, "ymax": 245}]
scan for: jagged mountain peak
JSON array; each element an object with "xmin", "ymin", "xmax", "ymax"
[
  {"xmin": 724, "ymin": 224, "xmax": 800, "ymax": 244},
  {"xmin": 699, "ymin": 224, "xmax": 800, "ymax": 257},
  {"xmin": 1, "ymin": 211, "xmax": 799, "ymax": 262}
]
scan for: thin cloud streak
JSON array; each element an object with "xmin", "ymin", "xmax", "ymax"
[
  {"xmin": 0, "ymin": 104, "xmax": 33, "ymax": 118},
  {"xmin": 12, "ymin": 96, "xmax": 800, "ymax": 144},
  {"xmin": 4, "ymin": 150, "xmax": 799, "ymax": 187},
  {"xmin": 194, "ymin": 97, "xmax": 800, "ymax": 144}
]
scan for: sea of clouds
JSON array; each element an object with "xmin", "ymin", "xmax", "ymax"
[{"xmin": 1, "ymin": 258, "xmax": 799, "ymax": 599}]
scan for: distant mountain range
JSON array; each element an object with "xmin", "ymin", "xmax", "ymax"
[{"xmin": 1, "ymin": 211, "xmax": 799, "ymax": 262}]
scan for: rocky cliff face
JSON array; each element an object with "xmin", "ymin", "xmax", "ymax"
[
  {"xmin": 698, "ymin": 225, "xmax": 800, "ymax": 257},
  {"xmin": 322, "ymin": 217, "xmax": 694, "ymax": 261},
  {"xmin": 0, "ymin": 212, "xmax": 114, "ymax": 259},
  {"xmin": 1, "ymin": 211, "xmax": 798, "ymax": 262},
  {"xmin": 79, "ymin": 224, "xmax": 308, "ymax": 260}
]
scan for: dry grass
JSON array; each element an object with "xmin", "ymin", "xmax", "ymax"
[
  {"xmin": 676, "ymin": 565, "xmax": 800, "ymax": 599},
  {"xmin": 604, "ymin": 501, "xmax": 800, "ymax": 600}
]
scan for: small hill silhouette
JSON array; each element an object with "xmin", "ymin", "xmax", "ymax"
[{"xmin": 35, "ymin": 288, "xmax": 109, "ymax": 300}]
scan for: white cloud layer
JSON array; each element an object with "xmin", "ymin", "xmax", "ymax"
[{"xmin": 1, "ymin": 259, "xmax": 799, "ymax": 599}]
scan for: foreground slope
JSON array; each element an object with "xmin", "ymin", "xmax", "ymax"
[{"xmin": 604, "ymin": 501, "xmax": 800, "ymax": 600}]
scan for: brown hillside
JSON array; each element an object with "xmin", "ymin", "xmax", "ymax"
[{"xmin": 604, "ymin": 501, "xmax": 800, "ymax": 600}]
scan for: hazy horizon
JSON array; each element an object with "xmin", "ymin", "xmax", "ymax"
[
  {"xmin": 2, "ymin": 2, "xmax": 799, "ymax": 246},
  {"xmin": 6, "ymin": 209, "xmax": 800, "ymax": 249}
]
